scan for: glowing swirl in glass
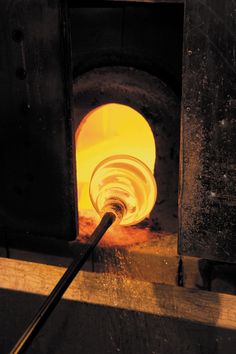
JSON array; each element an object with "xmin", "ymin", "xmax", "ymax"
[{"xmin": 89, "ymin": 155, "xmax": 157, "ymax": 226}]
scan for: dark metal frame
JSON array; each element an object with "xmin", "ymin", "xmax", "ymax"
[
  {"xmin": 179, "ymin": 0, "xmax": 236, "ymax": 263},
  {"xmin": 0, "ymin": 1, "xmax": 77, "ymax": 254}
]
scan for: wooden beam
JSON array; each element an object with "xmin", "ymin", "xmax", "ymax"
[
  {"xmin": 92, "ymin": 232, "xmax": 180, "ymax": 286},
  {"xmin": 4, "ymin": 232, "xmax": 203, "ymax": 290},
  {"xmin": 5, "ymin": 230, "xmax": 231, "ymax": 295},
  {"xmin": 1, "ymin": 257, "xmax": 236, "ymax": 330}
]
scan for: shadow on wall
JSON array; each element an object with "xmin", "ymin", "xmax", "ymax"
[
  {"xmin": 198, "ymin": 259, "xmax": 236, "ymax": 295},
  {"xmin": 0, "ymin": 288, "xmax": 235, "ymax": 354}
]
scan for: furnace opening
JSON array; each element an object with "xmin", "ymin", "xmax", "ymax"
[{"xmin": 75, "ymin": 103, "xmax": 157, "ymax": 232}]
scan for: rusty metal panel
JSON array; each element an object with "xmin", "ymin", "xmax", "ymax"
[
  {"xmin": 0, "ymin": 0, "xmax": 77, "ymax": 241},
  {"xmin": 179, "ymin": 0, "xmax": 236, "ymax": 262}
]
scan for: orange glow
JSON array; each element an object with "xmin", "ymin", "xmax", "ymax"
[
  {"xmin": 75, "ymin": 103, "xmax": 156, "ymax": 224},
  {"xmin": 90, "ymin": 155, "xmax": 157, "ymax": 225}
]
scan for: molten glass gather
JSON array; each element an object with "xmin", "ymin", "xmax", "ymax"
[
  {"xmin": 75, "ymin": 103, "xmax": 157, "ymax": 231},
  {"xmin": 89, "ymin": 155, "xmax": 157, "ymax": 226}
]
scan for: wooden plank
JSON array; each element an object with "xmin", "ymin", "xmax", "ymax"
[
  {"xmin": 4, "ymin": 231, "xmax": 181, "ymax": 288},
  {"xmin": 1, "ymin": 257, "xmax": 236, "ymax": 330},
  {"xmin": 179, "ymin": 0, "xmax": 236, "ymax": 262},
  {"xmin": 5, "ymin": 237, "xmax": 236, "ymax": 295},
  {"xmin": 92, "ymin": 232, "xmax": 180, "ymax": 286}
]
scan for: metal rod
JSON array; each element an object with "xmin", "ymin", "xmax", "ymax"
[{"xmin": 10, "ymin": 212, "xmax": 116, "ymax": 354}]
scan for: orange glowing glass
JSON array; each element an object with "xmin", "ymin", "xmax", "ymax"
[
  {"xmin": 89, "ymin": 155, "xmax": 157, "ymax": 225},
  {"xmin": 75, "ymin": 103, "xmax": 157, "ymax": 225}
]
